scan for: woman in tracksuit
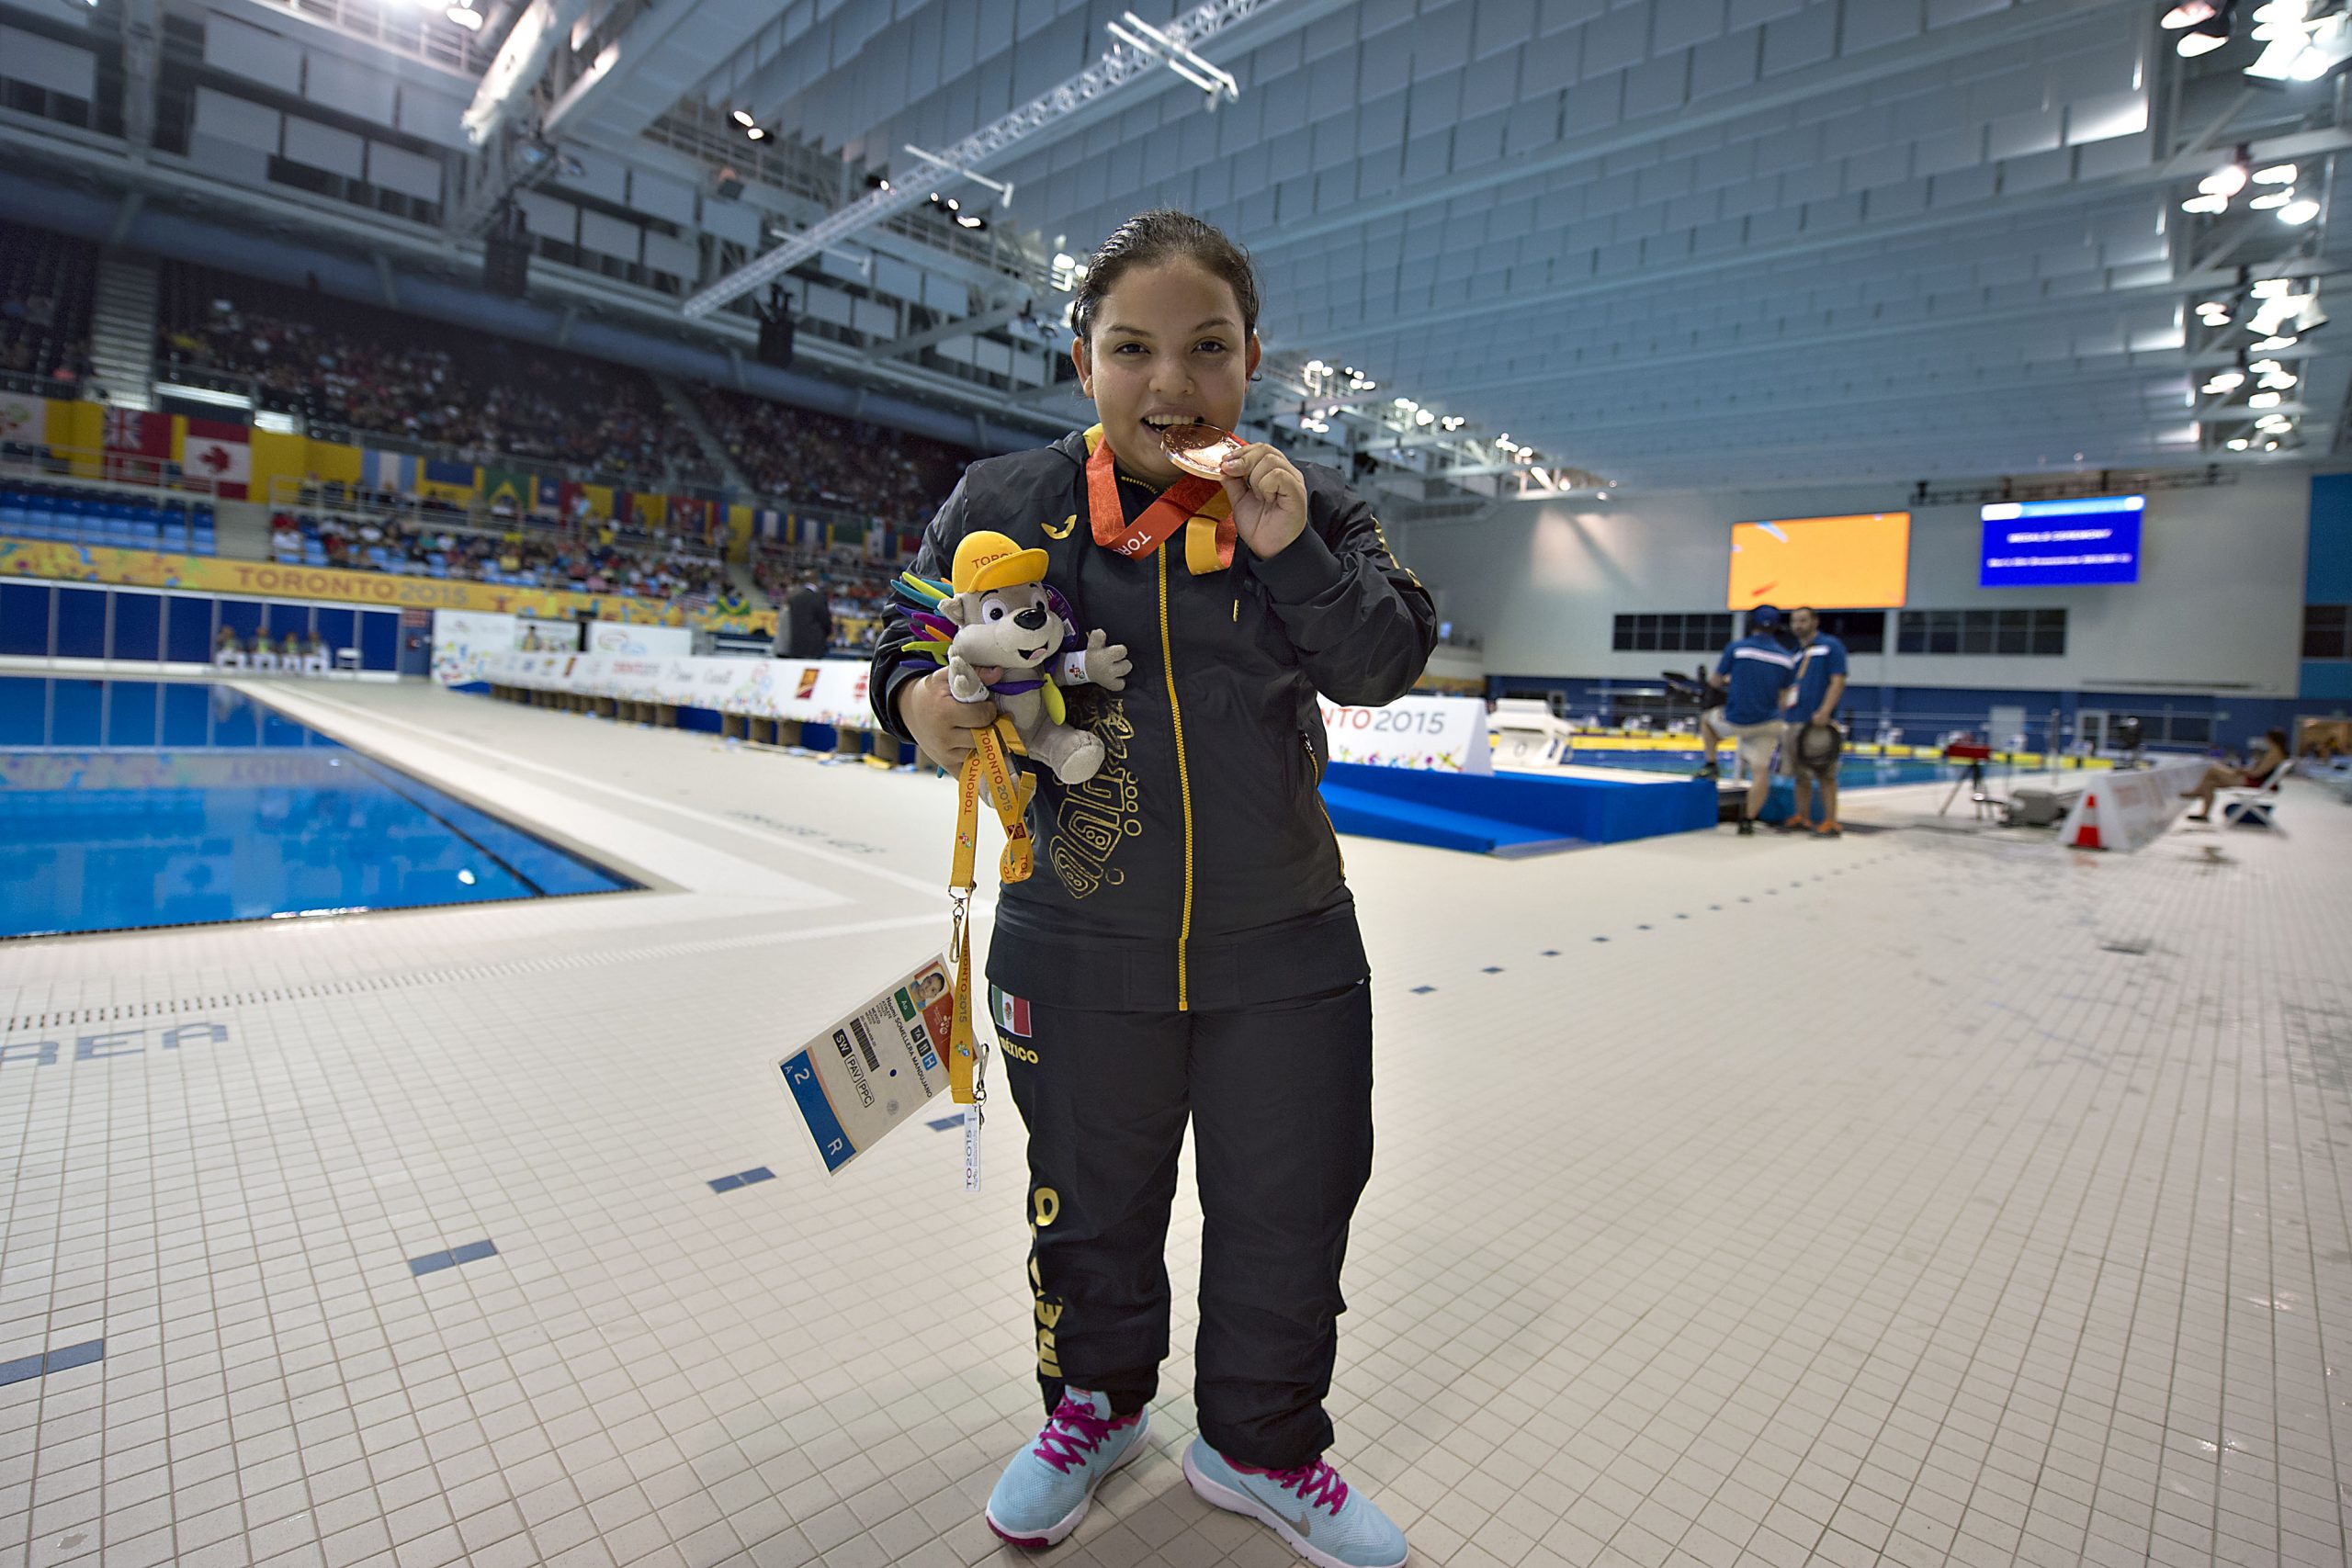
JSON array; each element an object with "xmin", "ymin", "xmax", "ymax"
[{"xmin": 872, "ymin": 210, "xmax": 1434, "ymax": 1568}]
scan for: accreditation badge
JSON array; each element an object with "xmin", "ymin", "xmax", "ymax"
[{"xmin": 777, "ymin": 955, "xmax": 956, "ymax": 1176}]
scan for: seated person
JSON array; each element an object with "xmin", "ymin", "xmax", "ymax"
[
  {"xmin": 212, "ymin": 626, "xmax": 246, "ymax": 667},
  {"xmin": 2182, "ymin": 728, "xmax": 2288, "ymax": 821},
  {"xmin": 269, "ymin": 519, "xmax": 303, "ymax": 556},
  {"xmin": 251, "ymin": 636, "xmax": 279, "ymax": 671},
  {"xmin": 300, "ymin": 634, "xmax": 331, "ymax": 674}
]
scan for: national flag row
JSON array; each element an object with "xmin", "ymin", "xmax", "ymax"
[{"xmin": 98, "ymin": 410, "xmax": 254, "ymax": 498}]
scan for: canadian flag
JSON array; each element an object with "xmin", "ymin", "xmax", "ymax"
[{"xmin": 183, "ymin": 417, "xmax": 251, "ymax": 500}]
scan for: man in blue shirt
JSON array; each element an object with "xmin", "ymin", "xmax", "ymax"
[
  {"xmin": 1781, "ymin": 606, "xmax": 1849, "ymax": 836},
  {"xmin": 1702, "ymin": 606, "xmax": 1797, "ymax": 834}
]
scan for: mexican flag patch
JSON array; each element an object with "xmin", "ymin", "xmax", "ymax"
[{"xmin": 989, "ymin": 984, "xmax": 1031, "ymax": 1038}]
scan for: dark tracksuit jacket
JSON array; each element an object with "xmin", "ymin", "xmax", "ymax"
[{"xmin": 870, "ymin": 429, "xmax": 1435, "ymax": 1467}]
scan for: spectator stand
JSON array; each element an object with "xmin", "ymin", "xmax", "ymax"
[
  {"xmin": 1, "ymin": 454, "xmax": 224, "ymax": 554},
  {"xmin": 155, "ymin": 264, "xmax": 718, "ymax": 493},
  {"xmin": 746, "ymin": 539, "xmax": 901, "ymax": 654},
  {"xmin": 262, "ymin": 476, "xmax": 737, "ymax": 609},
  {"xmin": 0, "ymin": 227, "xmax": 98, "ymax": 394}
]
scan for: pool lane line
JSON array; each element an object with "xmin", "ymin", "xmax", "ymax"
[
  {"xmin": 338, "ymin": 750, "xmax": 551, "ymax": 897},
  {"xmin": 269, "ymin": 685, "xmax": 943, "ymax": 898}
]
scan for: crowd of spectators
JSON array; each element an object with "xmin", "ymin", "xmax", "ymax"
[
  {"xmin": 2, "ymin": 230, "xmax": 97, "ymax": 393},
  {"xmin": 696, "ymin": 389, "xmax": 969, "ymax": 524},
  {"xmin": 9, "ymin": 227, "xmax": 981, "ymax": 556},
  {"xmin": 749, "ymin": 548, "xmax": 897, "ymax": 649},
  {"xmin": 158, "ymin": 267, "xmax": 719, "ymax": 487},
  {"xmin": 270, "ymin": 504, "xmax": 747, "ymax": 614}
]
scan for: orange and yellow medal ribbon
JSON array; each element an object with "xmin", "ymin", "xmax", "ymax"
[{"xmin": 945, "ymin": 716, "xmax": 1034, "ymax": 1104}]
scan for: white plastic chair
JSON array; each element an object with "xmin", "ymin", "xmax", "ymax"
[{"xmin": 2221, "ymin": 763, "xmax": 2287, "ymax": 831}]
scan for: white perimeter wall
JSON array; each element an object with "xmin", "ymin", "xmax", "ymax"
[{"xmin": 1394, "ymin": 468, "xmax": 2312, "ymax": 698}]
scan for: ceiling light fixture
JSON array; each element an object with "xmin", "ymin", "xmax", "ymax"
[
  {"xmin": 2179, "ymin": 16, "xmax": 2234, "ymax": 55},
  {"xmin": 2249, "ymin": 389, "xmax": 2284, "ymax": 406},
  {"xmin": 732, "ymin": 109, "xmax": 755, "ymax": 127},
  {"xmin": 2228, "ymin": 436, "xmax": 2251, "ymax": 448},
  {"xmin": 2253, "ymin": 161, "xmax": 2301, "ymax": 182},
  {"xmin": 2278, "ymin": 197, "xmax": 2322, "ymax": 223},
  {"xmin": 445, "ymin": 3, "xmax": 482, "ymax": 28},
  {"xmin": 2181, "ymin": 193, "xmax": 2231, "ymax": 214},
  {"xmin": 2199, "ymin": 156, "xmax": 2252, "ymax": 197},
  {"xmin": 2163, "ymin": 0, "xmax": 2222, "ymax": 21}
]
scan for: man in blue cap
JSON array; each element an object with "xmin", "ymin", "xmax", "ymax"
[{"xmin": 1701, "ymin": 606, "xmax": 1797, "ymax": 834}]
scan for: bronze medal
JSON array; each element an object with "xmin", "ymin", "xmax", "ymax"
[{"xmin": 1159, "ymin": 422, "xmax": 1245, "ymax": 480}]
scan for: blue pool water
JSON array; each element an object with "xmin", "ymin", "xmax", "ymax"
[
  {"xmin": 0, "ymin": 679, "xmax": 635, "ymax": 938},
  {"xmin": 1567, "ymin": 749, "xmax": 1954, "ymax": 787}
]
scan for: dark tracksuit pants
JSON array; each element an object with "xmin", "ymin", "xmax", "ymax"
[{"xmin": 1001, "ymin": 979, "xmax": 1375, "ymax": 1471}]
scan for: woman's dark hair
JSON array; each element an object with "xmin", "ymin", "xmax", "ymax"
[
  {"xmin": 2267, "ymin": 727, "xmax": 2289, "ymax": 750},
  {"xmin": 1071, "ymin": 210, "xmax": 1261, "ymax": 344}
]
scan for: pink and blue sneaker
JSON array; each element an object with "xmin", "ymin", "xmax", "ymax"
[
  {"xmin": 1182, "ymin": 1437, "xmax": 1408, "ymax": 1568},
  {"xmin": 985, "ymin": 1388, "xmax": 1150, "ymax": 1549}
]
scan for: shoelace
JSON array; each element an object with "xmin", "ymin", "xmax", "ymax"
[
  {"xmin": 1267, "ymin": 1457, "xmax": 1350, "ymax": 1517},
  {"xmin": 1032, "ymin": 1395, "xmax": 1123, "ymax": 1474}
]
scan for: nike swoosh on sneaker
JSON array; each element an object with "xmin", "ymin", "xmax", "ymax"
[{"xmin": 1278, "ymin": 1505, "xmax": 1316, "ymax": 1539}]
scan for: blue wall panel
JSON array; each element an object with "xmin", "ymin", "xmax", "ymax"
[
  {"xmin": 50, "ymin": 678, "xmax": 102, "ymax": 746},
  {"xmin": 106, "ymin": 681, "xmax": 159, "ymax": 748},
  {"xmin": 2301, "ymin": 663, "xmax": 2352, "ymax": 703},
  {"xmin": 0, "ymin": 674, "xmax": 42, "ymax": 743},
  {"xmin": 162, "ymin": 681, "xmax": 211, "ymax": 745},
  {"xmin": 266, "ymin": 602, "xmax": 313, "ymax": 641},
  {"xmin": 314, "ymin": 607, "xmax": 356, "ymax": 657},
  {"xmin": 359, "ymin": 611, "xmax": 398, "ymax": 670},
  {"xmin": 2309, "ymin": 474, "xmax": 2352, "ymax": 603},
  {"xmin": 164, "ymin": 596, "xmax": 215, "ymax": 663},
  {"xmin": 0, "ymin": 582, "xmax": 51, "ymax": 655},
  {"xmin": 54, "ymin": 588, "xmax": 106, "ymax": 659},
  {"xmin": 110, "ymin": 592, "xmax": 161, "ymax": 661}
]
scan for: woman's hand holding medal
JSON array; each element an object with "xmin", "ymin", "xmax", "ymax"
[{"xmin": 1159, "ymin": 423, "xmax": 1308, "ymax": 561}]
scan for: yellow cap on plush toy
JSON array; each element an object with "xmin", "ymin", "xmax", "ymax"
[{"xmin": 952, "ymin": 530, "xmax": 1049, "ymax": 595}]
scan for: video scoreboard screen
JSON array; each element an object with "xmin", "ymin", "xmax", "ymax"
[{"xmin": 1979, "ymin": 495, "xmax": 2143, "ymax": 587}]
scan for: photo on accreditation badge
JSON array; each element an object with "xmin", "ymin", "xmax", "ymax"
[{"xmin": 776, "ymin": 957, "xmax": 953, "ymax": 1176}]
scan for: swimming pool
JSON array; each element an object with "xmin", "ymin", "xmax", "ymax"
[
  {"xmin": 1565, "ymin": 749, "xmax": 1956, "ymax": 787},
  {"xmin": 0, "ymin": 678, "xmax": 636, "ymax": 939}
]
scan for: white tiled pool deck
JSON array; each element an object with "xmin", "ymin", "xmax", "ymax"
[{"xmin": 3, "ymin": 679, "xmax": 2346, "ymax": 1568}]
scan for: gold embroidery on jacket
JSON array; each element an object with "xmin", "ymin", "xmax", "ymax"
[{"xmin": 1048, "ymin": 696, "xmax": 1141, "ymax": 899}]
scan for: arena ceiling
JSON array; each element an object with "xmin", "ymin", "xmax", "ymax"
[{"xmin": 9, "ymin": 0, "xmax": 2352, "ymax": 504}]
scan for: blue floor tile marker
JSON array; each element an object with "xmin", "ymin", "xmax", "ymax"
[
  {"xmin": 708, "ymin": 1167, "xmax": 777, "ymax": 1191},
  {"xmin": 409, "ymin": 1240, "xmax": 499, "ymax": 1276},
  {"xmin": 0, "ymin": 1339, "xmax": 103, "ymax": 1387}
]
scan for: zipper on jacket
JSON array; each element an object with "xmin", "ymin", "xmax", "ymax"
[
  {"xmin": 1306, "ymin": 731, "xmax": 1345, "ymax": 877},
  {"xmin": 1159, "ymin": 545, "xmax": 1195, "ymax": 1011}
]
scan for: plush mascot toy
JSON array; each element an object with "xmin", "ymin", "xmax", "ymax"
[{"xmin": 893, "ymin": 531, "xmax": 1131, "ymax": 784}]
